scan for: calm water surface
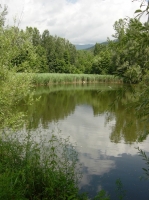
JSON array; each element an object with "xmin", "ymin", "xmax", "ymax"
[{"xmin": 23, "ymin": 84, "xmax": 149, "ymax": 199}]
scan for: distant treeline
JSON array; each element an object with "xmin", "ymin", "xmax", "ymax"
[{"xmin": 1, "ymin": 4, "xmax": 149, "ymax": 84}]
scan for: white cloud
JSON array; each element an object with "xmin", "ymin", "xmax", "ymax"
[
  {"xmin": 23, "ymin": 103, "xmax": 149, "ymax": 180},
  {"xmin": 1, "ymin": 0, "xmax": 144, "ymax": 44}
]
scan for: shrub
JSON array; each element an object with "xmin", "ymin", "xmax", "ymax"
[{"xmin": 0, "ymin": 131, "xmax": 83, "ymax": 200}]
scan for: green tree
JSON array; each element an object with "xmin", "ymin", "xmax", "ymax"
[
  {"xmin": 0, "ymin": 5, "xmax": 33, "ymax": 129},
  {"xmin": 26, "ymin": 27, "xmax": 41, "ymax": 45},
  {"xmin": 91, "ymin": 50, "xmax": 112, "ymax": 74},
  {"xmin": 108, "ymin": 17, "xmax": 149, "ymax": 83},
  {"xmin": 76, "ymin": 50, "xmax": 93, "ymax": 74},
  {"xmin": 94, "ymin": 43, "xmax": 107, "ymax": 56}
]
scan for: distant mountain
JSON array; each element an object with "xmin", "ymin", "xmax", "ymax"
[
  {"xmin": 74, "ymin": 44, "xmax": 95, "ymax": 50},
  {"xmin": 74, "ymin": 41, "xmax": 110, "ymax": 51},
  {"xmin": 85, "ymin": 45, "xmax": 95, "ymax": 51},
  {"xmin": 85, "ymin": 41, "xmax": 109, "ymax": 51}
]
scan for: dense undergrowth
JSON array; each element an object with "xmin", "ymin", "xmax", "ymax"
[{"xmin": 0, "ymin": 131, "xmax": 83, "ymax": 200}]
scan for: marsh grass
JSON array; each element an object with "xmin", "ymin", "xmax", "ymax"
[
  {"xmin": 18, "ymin": 73, "xmax": 123, "ymax": 86},
  {"xmin": 0, "ymin": 130, "xmax": 85, "ymax": 200}
]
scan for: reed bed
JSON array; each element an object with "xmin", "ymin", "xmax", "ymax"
[
  {"xmin": 27, "ymin": 73, "xmax": 123, "ymax": 85},
  {"xmin": 33, "ymin": 83, "xmax": 121, "ymax": 96}
]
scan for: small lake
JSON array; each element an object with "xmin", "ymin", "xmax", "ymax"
[{"xmin": 21, "ymin": 83, "xmax": 149, "ymax": 199}]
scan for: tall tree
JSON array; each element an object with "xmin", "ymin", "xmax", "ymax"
[
  {"xmin": 26, "ymin": 27, "xmax": 41, "ymax": 46},
  {"xmin": 0, "ymin": 5, "xmax": 33, "ymax": 129}
]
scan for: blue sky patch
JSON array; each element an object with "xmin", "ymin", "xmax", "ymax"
[{"xmin": 66, "ymin": 0, "xmax": 77, "ymax": 4}]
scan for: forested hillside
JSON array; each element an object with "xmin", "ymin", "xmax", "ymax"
[{"xmin": 1, "ymin": 2, "xmax": 149, "ymax": 83}]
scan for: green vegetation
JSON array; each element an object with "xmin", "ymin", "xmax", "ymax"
[
  {"xmin": 0, "ymin": 132, "xmax": 82, "ymax": 200},
  {"xmin": 1, "ymin": 2, "xmax": 149, "ymax": 82},
  {"xmin": 137, "ymin": 147, "xmax": 149, "ymax": 181},
  {"xmin": 115, "ymin": 179, "xmax": 126, "ymax": 200},
  {"xmin": 1, "ymin": 1, "xmax": 149, "ymax": 199},
  {"xmin": 30, "ymin": 73, "xmax": 122, "ymax": 85},
  {"xmin": 0, "ymin": 5, "xmax": 33, "ymax": 129},
  {"xmin": 92, "ymin": 5, "xmax": 149, "ymax": 185},
  {"xmin": 0, "ymin": 5, "xmax": 111, "ymax": 199}
]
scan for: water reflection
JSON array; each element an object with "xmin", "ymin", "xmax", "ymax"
[
  {"xmin": 23, "ymin": 84, "xmax": 148, "ymax": 143},
  {"xmin": 80, "ymin": 153, "xmax": 149, "ymax": 200},
  {"xmin": 20, "ymin": 84, "xmax": 149, "ymax": 199}
]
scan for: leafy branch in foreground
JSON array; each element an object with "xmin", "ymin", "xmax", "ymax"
[
  {"xmin": 136, "ymin": 147, "xmax": 149, "ymax": 180},
  {"xmin": 133, "ymin": 0, "xmax": 149, "ymax": 22}
]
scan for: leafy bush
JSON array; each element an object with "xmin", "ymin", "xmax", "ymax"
[{"xmin": 0, "ymin": 131, "xmax": 83, "ymax": 200}]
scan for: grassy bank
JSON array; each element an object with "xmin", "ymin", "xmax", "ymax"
[{"xmin": 18, "ymin": 73, "xmax": 123, "ymax": 85}]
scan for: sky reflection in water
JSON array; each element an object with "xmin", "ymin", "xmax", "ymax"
[
  {"xmin": 26, "ymin": 84, "xmax": 149, "ymax": 199},
  {"xmin": 51, "ymin": 104, "xmax": 149, "ymax": 199}
]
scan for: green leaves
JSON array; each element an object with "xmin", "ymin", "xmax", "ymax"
[
  {"xmin": 93, "ymin": 190, "xmax": 110, "ymax": 200},
  {"xmin": 134, "ymin": 9, "xmax": 142, "ymax": 13},
  {"xmin": 0, "ymin": 131, "xmax": 83, "ymax": 199},
  {"xmin": 110, "ymin": 17, "xmax": 149, "ymax": 83},
  {"xmin": 136, "ymin": 147, "xmax": 149, "ymax": 180},
  {"xmin": 115, "ymin": 179, "xmax": 126, "ymax": 200}
]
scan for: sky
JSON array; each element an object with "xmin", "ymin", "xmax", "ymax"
[{"xmin": 1, "ymin": 0, "xmax": 145, "ymax": 44}]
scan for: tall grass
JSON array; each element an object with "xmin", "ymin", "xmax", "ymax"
[
  {"xmin": 0, "ymin": 130, "xmax": 84, "ymax": 200},
  {"xmin": 18, "ymin": 73, "xmax": 123, "ymax": 86}
]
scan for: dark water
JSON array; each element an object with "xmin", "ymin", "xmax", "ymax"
[{"xmin": 22, "ymin": 83, "xmax": 149, "ymax": 199}]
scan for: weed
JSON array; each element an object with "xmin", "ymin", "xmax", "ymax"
[
  {"xmin": 0, "ymin": 131, "xmax": 83, "ymax": 199},
  {"xmin": 115, "ymin": 178, "xmax": 126, "ymax": 200}
]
